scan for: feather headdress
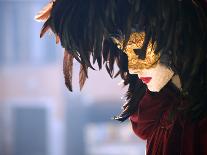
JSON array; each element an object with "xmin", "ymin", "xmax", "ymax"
[{"xmin": 36, "ymin": 0, "xmax": 207, "ymax": 121}]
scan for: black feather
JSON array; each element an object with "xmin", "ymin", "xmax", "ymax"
[{"xmin": 38, "ymin": 0, "xmax": 207, "ymax": 121}]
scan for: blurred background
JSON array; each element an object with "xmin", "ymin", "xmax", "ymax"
[{"xmin": 0, "ymin": 0, "xmax": 145, "ymax": 155}]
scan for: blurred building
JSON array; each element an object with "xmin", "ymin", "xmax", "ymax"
[{"xmin": 0, "ymin": 1, "xmax": 145, "ymax": 155}]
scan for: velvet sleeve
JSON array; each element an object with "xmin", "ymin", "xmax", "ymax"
[
  {"xmin": 199, "ymin": 117, "xmax": 207, "ymax": 154},
  {"xmin": 129, "ymin": 90, "xmax": 172, "ymax": 140}
]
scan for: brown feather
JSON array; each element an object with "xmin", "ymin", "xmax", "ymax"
[
  {"xmin": 63, "ymin": 50, "xmax": 73, "ymax": 91},
  {"xmin": 35, "ymin": 1, "xmax": 54, "ymax": 22},
  {"xmin": 79, "ymin": 65, "xmax": 87, "ymax": 90},
  {"xmin": 55, "ymin": 35, "xmax": 60, "ymax": 44}
]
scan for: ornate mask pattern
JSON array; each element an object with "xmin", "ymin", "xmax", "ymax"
[{"xmin": 112, "ymin": 32, "xmax": 160, "ymax": 71}]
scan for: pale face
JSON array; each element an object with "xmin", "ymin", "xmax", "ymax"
[{"xmin": 129, "ymin": 63, "xmax": 174, "ymax": 92}]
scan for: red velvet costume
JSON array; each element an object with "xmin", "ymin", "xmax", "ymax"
[{"xmin": 130, "ymin": 85, "xmax": 207, "ymax": 155}]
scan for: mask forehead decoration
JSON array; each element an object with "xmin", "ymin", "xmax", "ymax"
[{"xmin": 112, "ymin": 32, "xmax": 160, "ymax": 71}]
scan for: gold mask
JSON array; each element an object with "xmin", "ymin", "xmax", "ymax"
[{"xmin": 112, "ymin": 32, "xmax": 160, "ymax": 71}]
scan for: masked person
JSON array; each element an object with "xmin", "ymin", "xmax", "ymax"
[{"xmin": 36, "ymin": 0, "xmax": 207, "ymax": 154}]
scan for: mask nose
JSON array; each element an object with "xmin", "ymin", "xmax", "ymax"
[{"xmin": 128, "ymin": 68, "xmax": 143, "ymax": 77}]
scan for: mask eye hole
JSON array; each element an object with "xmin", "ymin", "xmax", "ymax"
[{"xmin": 133, "ymin": 49, "xmax": 146, "ymax": 60}]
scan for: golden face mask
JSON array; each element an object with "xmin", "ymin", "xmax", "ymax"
[{"xmin": 112, "ymin": 32, "xmax": 160, "ymax": 71}]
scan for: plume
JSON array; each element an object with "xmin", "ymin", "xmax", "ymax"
[
  {"xmin": 63, "ymin": 50, "xmax": 73, "ymax": 91},
  {"xmin": 35, "ymin": 1, "xmax": 54, "ymax": 22}
]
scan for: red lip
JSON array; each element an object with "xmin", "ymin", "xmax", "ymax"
[{"xmin": 140, "ymin": 77, "xmax": 152, "ymax": 84}]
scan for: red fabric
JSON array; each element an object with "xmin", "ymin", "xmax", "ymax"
[
  {"xmin": 198, "ymin": 118, "xmax": 207, "ymax": 154},
  {"xmin": 130, "ymin": 88, "xmax": 207, "ymax": 155}
]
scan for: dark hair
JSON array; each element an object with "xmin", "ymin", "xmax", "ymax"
[{"xmin": 38, "ymin": 0, "xmax": 207, "ymax": 121}]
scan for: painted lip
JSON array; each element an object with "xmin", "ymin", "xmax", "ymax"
[{"xmin": 140, "ymin": 77, "xmax": 152, "ymax": 84}]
